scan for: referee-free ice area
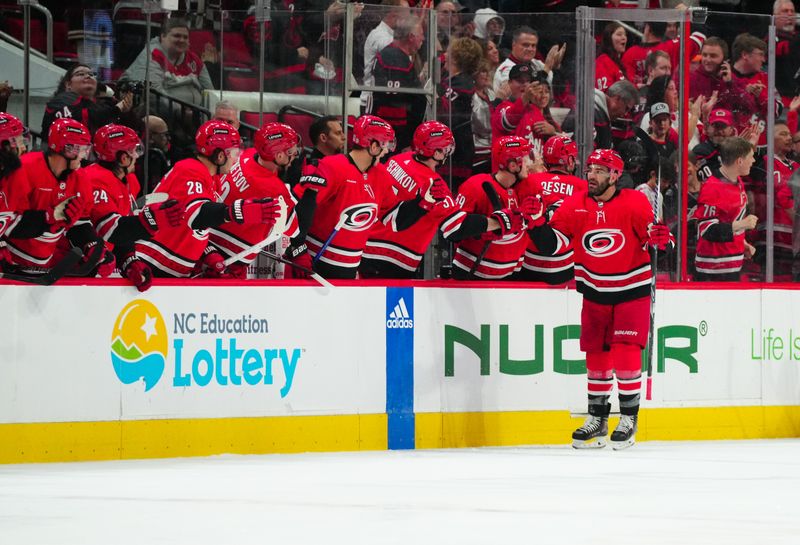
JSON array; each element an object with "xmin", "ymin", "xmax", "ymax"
[{"xmin": 1, "ymin": 439, "xmax": 797, "ymax": 545}]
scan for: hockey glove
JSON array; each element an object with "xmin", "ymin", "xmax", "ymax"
[
  {"xmin": 490, "ymin": 208, "xmax": 524, "ymax": 237},
  {"xmin": 139, "ymin": 199, "xmax": 185, "ymax": 233},
  {"xmin": 82, "ymin": 241, "xmax": 116, "ymax": 278},
  {"xmin": 46, "ymin": 196, "xmax": 82, "ymax": 230},
  {"xmin": 228, "ymin": 198, "xmax": 280, "ymax": 226},
  {"xmin": 200, "ymin": 247, "xmax": 228, "ymax": 278},
  {"xmin": 283, "ymin": 242, "xmax": 313, "ymax": 279},
  {"xmin": 520, "ymin": 195, "xmax": 545, "ymax": 228},
  {"xmin": 647, "ymin": 223, "xmax": 675, "ymax": 251},
  {"xmin": 419, "ymin": 179, "xmax": 453, "ymax": 212},
  {"xmin": 226, "ymin": 262, "xmax": 248, "ymax": 279},
  {"xmin": 121, "ymin": 253, "xmax": 153, "ymax": 292}
]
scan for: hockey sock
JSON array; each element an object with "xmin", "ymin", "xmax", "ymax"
[
  {"xmin": 586, "ymin": 352, "xmax": 612, "ymax": 417},
  {"xmin": 612, "ymin": 343, "xmax": 642, "ymax": 416}
]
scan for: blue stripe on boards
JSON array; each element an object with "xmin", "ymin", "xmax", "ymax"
[{"xmin": 386, "ymin": 287, "xmax": 415, "ymax": 449}]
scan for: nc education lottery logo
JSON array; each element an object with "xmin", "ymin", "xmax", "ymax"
[{"xmin": 110, "ymin": 299, "xmax": 167, "ymax": 392}]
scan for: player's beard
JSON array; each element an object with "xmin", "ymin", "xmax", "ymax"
[{"xmin": 587, "ymin": 176, "xmax": 610, "ymax": 197}]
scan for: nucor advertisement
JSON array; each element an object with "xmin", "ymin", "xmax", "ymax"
[
  {"xmin": 413, "ymin": 288, "xmax": 800, "ymax": 412},
  {"xmin": 0, "ymin": 286, "xmax": 386, "ymax": 424}
]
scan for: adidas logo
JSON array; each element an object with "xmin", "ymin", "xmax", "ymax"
[{"xmin": 386, "ymin": 297, "xmax": 413, "ymax": 329}]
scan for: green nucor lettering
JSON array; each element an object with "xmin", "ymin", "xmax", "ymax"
[
  {"xmin": 658, "ymin": 325, "xmax": 698, "ymax": 373},
  {"xmin": 499, "ymin": 324, "xmax": 544, "ymax": 375},
  {"xmin": 553, "ymin": 325, "xmax": 585, "ymax": 374},
  {"xmin": 444, "ymin": 324, "xmax": 490, "ymax": 376}
]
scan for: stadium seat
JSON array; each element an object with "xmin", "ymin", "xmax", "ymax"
[
  {"xmin": 189, "ymin": 29, "xmax": 217, "ymax": 58},
  {"xmin": 278, "ymin": 111, "xmax": 316, "ymax": 149},
  {"xmin": 221, "ymin": 31, "xmax": 254, "ymax": 71},
  {"xmin": 241, "ymin": 111, "xmax": 278, "ymax": 129},
  {"xmin": 4, "ymin": 17, "xmax": 46, "ymax": 54},
  {"xmin": 226, "ymin": 73, "xmax": 260, "ymax": 92}
]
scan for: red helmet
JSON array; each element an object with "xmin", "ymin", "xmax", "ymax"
[
  {"xmin": 412, "ymin": 121, "xmax": 454, "ymax": 158},
  {"xmin": 542, "ymin": 135, "xmax": 577, "ymax": 168},
  {"xmin": 587, "ymin": 148, "xmax": 624, "ymax": 174},
  {"xmin": 352, "ymin": 115, "xmax": 395, "ymax": 150},
  {"xmin": 255, "ymin": 122, "xmax": 301, "ymax": 161},
  {"xmin": 492, "ymin": 136, "xmax": 532, "ymax": 169},
  {"xmin": 195, "ymin": 120, "xmax": 241, "ymax": 157},
  {"xmin": 93, "ymin": 124, "xmax": 142, "ymax": 162},
  {"xmin": 0, "ymin": 113, "xmax": 24, "ymax": 142},
  {"xmin": 48, "ymin": 118, "xmax": 91, "ymax": 156}
]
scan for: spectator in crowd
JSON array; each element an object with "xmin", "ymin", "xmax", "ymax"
[
  {"xmin": 689, "ymin": 37, "xmax": 751, "ymax": 115},
  {"xmin": 472, "ymin": 60, "xmax": 495, "ymax": 174},
  {"xmin": 476, "ymin": 37, "xmax": 501, "ymax": 82},
  {"xmin": 440, "ymin": 36, "xmax": 483, "ymax": 185},
  {"xmin": 747, "ymin": 121, "xmax": 798, "ymax": 279},
  {"xmin": 639, "ymin": 74, "xmax": 679, "ymax": 130},
  {"xmin": 435, "ymin": 0, "xmax": 462, "ymax": 52},
  {"xmin": 41, "ymin": 64, "xmax": 134, "ymax": 140},
  {"xmin": 516, "ymin": 73, "xmax": 560, "ymax": 158},
  {"xmin": 693, "ymin": 108, "xmax": 735, "ymax": 182},
  {"xmin": 493, "ymin": 26, "xmax": 564, "ymax": 94},
  {"xmin": 472, "ymin": 8, "xmax": 505, "ymax": 47},
  {"xmin": 575, "ymin": 79, "xmax": 637, "ymax": 149},
  {"xmin": 491, "ymin": 63, "xmax": 539, "ymax": 142},
  {"xmin": 369, "ymin": 16, "xmax": 427, "ymax": 152},
  {"xmin": 772, "ymin": 0, "xmax": 800, "ymax": 101},
  {"xmin": 672, "ymin": 149, "xmax": 703, "ymax": 278},
  {"xmin": 622, "ymin": 21, "xmax": 705, "ymax": 87},
  {"xmin": 637, "ymin": 102, "xmax": 677, "ymax": 167},
  {"xmin": 212, "ymin": 100, "xmax": 241, "ymax": 132},
  {"xmin": 693, "ymin": 136, "xmax": 758, "ymax": 281},
  {"xmin": 122, "ymin": 18, "xmax": 214, "ymax": 107},
  {"xmin": 730, "ymin": 33, "xmax": 774, "ymax": 146},
  {"xmin": 136, "ymin": 115, "xmax": 172, "ymax": 196},
  {"xmin": 633, "ymin": 50, "xmax": 671, "ymax": 121},
  {"xmin": 792, "ymin": 128, "xmax": 800, "ymax": 162},
  {"xmin": 595, "ymin": 22, "xmax": 627, "ymax": 92},
  {"xmin": 361, "ymin": 0, "xmax": 409, "ymax": 114}
]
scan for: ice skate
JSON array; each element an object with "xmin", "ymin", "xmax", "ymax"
[
  {"xmin": 610, "ymin": 414, "xmax": 638, "ymax": 450},
  {"xmin": 572, "ymin": 415, "xmax": 608, "ymax": 449}
]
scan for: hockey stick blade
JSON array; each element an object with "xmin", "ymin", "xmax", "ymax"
[
  {"xmin": 135, "ymin": 192, "xmax": 170, "ymax": 209},
  {"xmin": 260, "ymin": 248, "xmax": 334, "ymax": 290},
  {"xmin": 0, "ymin": 247, "xmax": 83, "ymax": 285}
]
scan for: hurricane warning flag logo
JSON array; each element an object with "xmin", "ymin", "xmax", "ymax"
[{"xmin": 110, "ymin": 300, "xmax": 167, "ymax": 391}]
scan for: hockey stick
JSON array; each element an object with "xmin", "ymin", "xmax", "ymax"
[
  {"xmin": 645, "ymin": 163, "xmax": 662, "ymax": 401},
  {"xmin": 313, "ymin": 212, "xmax": 347, "ymax": 265},
  {"xmin": 259, "ymin": 248, "xmax": 334, "ymax": 290},
  {"xmin": 0, "ymin": 247, "xmax": 83, "ymax": 285},
  {"xmin": 68, "ymin": 239, "xmax": 107, "ymax": 277},
  {"xmin": 468, "ymin": 181, "xmax": 503, "ymax": 279},
  {"xmin": 222, "ymin": 197, "xmax": 289, "ymax": 267}
]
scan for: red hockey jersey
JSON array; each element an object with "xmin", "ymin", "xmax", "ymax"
[
  {"xmin": 595, "ymin": 53, "xmax": 625, "ymax": 92},
  {"xmin": 517, "ymin": 171, "xmax": 588, "ymax": 280},
  {"xmin": 4, "ymin": 152, "xmax": 93, "ymax": 268},
  {"xmin": 84, "ymin": 164, "xmax": 141, "ymax": 243},
  {"xmin": 135, "ymin": 158, "xmax": 217, "ymax": 277},
  {"xmin": 621, "ymin": 33, "xmax": 705, "ymax": 86},
  {"xmin": 748, "ymin": 156, "xmax": 797, "ymax": 253},
  {"xmin": 452, "ymin": 174, "xmax": 527, "ymax": 279},
  {"xmin": 363, "ymin": 152, "xmax": 466, "ymax": 272},
  {"xmin": 693, "ymin": 174, "xmax": 748, "ymax": 275},
  {"xmin": 294, "ymin": 153, "xmax": 403, "ymax": 274},
  {"xmin": 549, "ymin": 188, "xmax": 653, "ymax": 304},
  {"xmin": 209, "ymin": 148, "xmax": 300, "ymax": 264}
]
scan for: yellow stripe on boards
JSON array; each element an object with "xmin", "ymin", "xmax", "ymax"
[
  {"xmin": 0, "ymin": 414, "xmax": 387, "ymax": 464},
  {"xmin": 415, "ymin": 406, "xmax": 800, "ymax": 449}
]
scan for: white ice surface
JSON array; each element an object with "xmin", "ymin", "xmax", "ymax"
[{"xmin": 0, "ymin": 440, "xmax": 798, "ymax": 545}]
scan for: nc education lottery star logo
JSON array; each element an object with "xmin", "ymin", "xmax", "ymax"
[{"xmin": 110, "ymin": 300, "xmax": 168, "ymax": 391}]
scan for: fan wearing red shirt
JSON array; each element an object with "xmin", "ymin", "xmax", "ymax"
[
  {"xmin": 209, "ymin": 122, "xmax": 302, "ymax": 278},
  {"xmin": 86, "ymin": 124, "xmax": 185, "ymax": 291},
  {"xmin": 135, "ymin": 120, "xmax": 280, "ymax": 278},
  {"xmin": 530, "ymin": 149, "xmax": 673, "ymax": 450}
]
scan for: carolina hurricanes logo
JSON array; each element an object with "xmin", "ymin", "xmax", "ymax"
[
  {"xmin": 582, "ymin": 229, "xmax": 625, "ymax": 257},
  {"xmin": 341, "ymin": 203, "xmax": 378, "ymax": 232}
]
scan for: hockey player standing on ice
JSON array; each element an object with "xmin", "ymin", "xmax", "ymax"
[
  {"xmin": 0, "ymin": 113, "xmax": 79, "ymax": 247},
  {"xmin": 516, "ymin": 134, "xmax": 587, "ymax": 284},
  {"xmin": 85, "ymin": 124, "xmax": 185, "ymax": 291},
  {"xmin": 451, "ymin": 136, "xmax": 531, "ymax": 280},
  {"xmin": 288, "ymin": 115, "xmax": 430, "ymax": 279},
  {"xmin": 360, "ymin": 121, "xmax": 508, "ymax": 279},
  {"xmin": 135, "ymin": 120, "xmax": 281, "ymax": 278},
  {"xmin": 5, "ymin": 118, "xmax": 116, "ymax": 277},
  {"xmin": 692, "ymin": 137, "xmax": 758, "ymax": 281},
  {"xmin": 208, "ymin": 122, "xmax": 302, "ymax": 278},
  {"xmin": 529, "ymin": 149, "xmax": 673, "ymax": 449}
]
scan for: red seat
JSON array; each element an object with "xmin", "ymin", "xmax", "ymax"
[
  {"xmin": 4, "ymin": 17, "xmax": 46, "ymax": 53},
  {"xmin": 278, "ymin": 112, "xmax": 316, "ymax": 148},
  {"xmin": 221, "ymin": 30, "xmax": 254, "ymax": 71},
  {"xmin": 241, "ymin": 111, "xmax": 278, "ymax": 128},
  {"xmin": 226, "ymin": 73, "xmax": 260, "ymax": 92}
]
